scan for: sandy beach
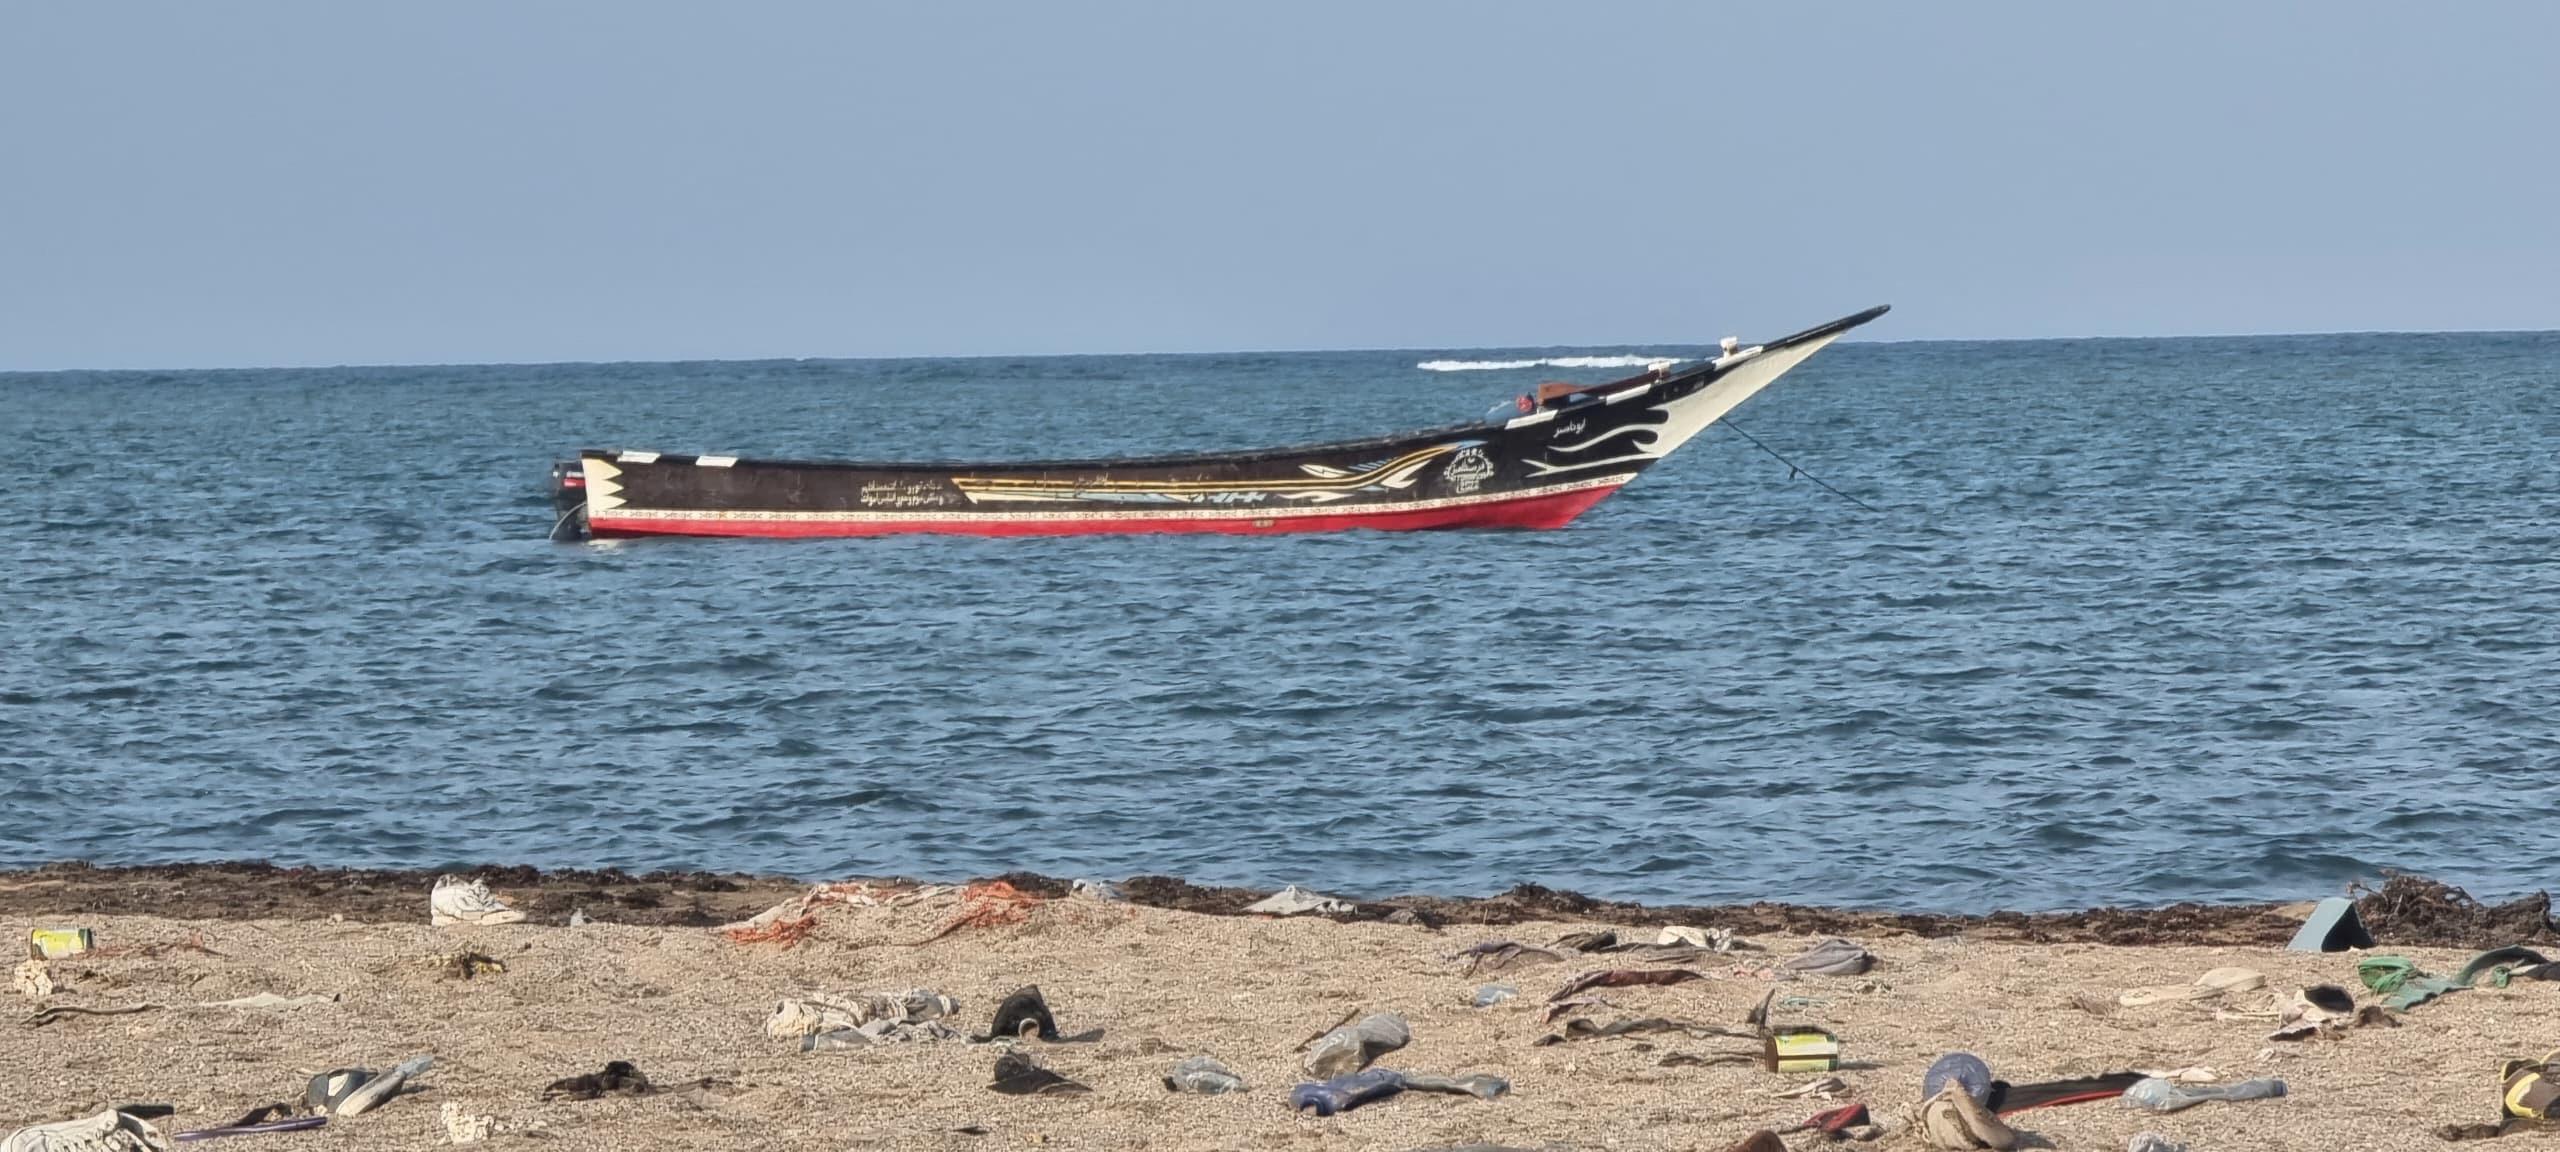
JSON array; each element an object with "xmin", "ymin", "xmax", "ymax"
[{"xmin": 5, "ymin": 867, "xmax": 2554, "ymax": 1151}]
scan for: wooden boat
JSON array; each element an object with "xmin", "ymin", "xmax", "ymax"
[{"xmin": 551, "ymin": 305, "xmax": 1886, "ymax": 539}]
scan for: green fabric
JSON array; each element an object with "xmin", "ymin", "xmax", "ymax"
[{"xmin": 2356, "ymin": 955, "xmax": 2461, "ymax": 1010}]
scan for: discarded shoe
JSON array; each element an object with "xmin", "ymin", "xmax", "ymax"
[
  {"xmin": 1919, "ymin": 1083, "xmax": 2018, "ymax": 1149},
  {"xmin": 430, "ymin": 876, "xmax": 527, "ymax": 928},
  {"xmin": 1, "ymin": 1111, "xmax": 174, "ymax": 1152},
  {"xmin": 1245, "ymin": 885, "xmax": 1353, "ymax": 916},
  {"xmin": 980, "ymin": 986, "xmax": 1096, "ymax": 1042},
  {"xmin": 1782, "ymin": 938, "xmax": 1874, "ymax": 978},
  {"xmin": 1303, "ymin": 1012, "xmax": 1412, "ymax": 1076},
  {"xmin": 1290, "ymin": 1068, "xmax": 1406, "ymax": 1116},
  {"xmin": 2120, "ymin": 1076, "xmax": 2285, "ymax": 1113},
  {"xmin": 2503, "ymin": 1051, "xmax": 2560, "ymax": 1120},
  {"xmin": 542, "ymin": 1060, "xmax": 654, "ymax": 1101},
  {"xmin": 2117, "ymin": 966, "xmax": 2264, "ymax": 1008},
  {"xmin": 989, "ymin": 1051, "xmax": 1089, "ymax": 1095},
  {"xmin": 1163, "ymin": 1055, "xmax": 1248, "ymax": 1094},
  {"xmin": 308, "ymin": 1056, "xmax": 434, "ymax": 1117}
]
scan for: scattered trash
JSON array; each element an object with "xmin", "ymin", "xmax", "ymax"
[
  {"xmin": 1, "ymin": 1110, "xmax": 174, "ymax": 1152},
  {"xmin": 1661, "ymin": 1052, "xmax": 1755, "ymax": 1068},
  {"xmin": 1069, "ymin": 878, "xmax": 1124, "ymax": 902},
  {"xmin": 1773, "ymin": 1075, "xmax": 1852, "ymax": 1100},
  {"xmin": 566, "ymin": 909, "xmax": 589, "ymax": 928},
  {"xmin": 981, "ymin": 986, "xmax": 1100, "ymax": 1042},
  {"xmin": 2125, "ymin": 1134, "xmax": 2186, "ymax": 1152},
  {"xmin": 2118, "ymin": 966, "xmax": 2264, "ymax": 1008},
  {"xmin": 1998, "ymin": 1074, "xmax": 2151, "ymax": 1112},
  {"xmin": 12, "ymin": 958, "xmax": 51, "ymax": 1001},
  {"xmin": 1782, "ymin": 1103, "xmax": 1872, "ymax": 1139},
  {"xmin": 542, "ymin": 1060, "xmax": 654, "ymax": 1101},
  {"xmin": 911, "ymin": 881, "xmax": 1046, "ymax": 945},
  {"xmin": 1451, "ymin": 941, "xmax": 1570, "ymax": 974},
  {"xmin": 1763, "ymin": 1026, "xmax": 1844, "ymax": 1073},
  {"xmin": 1292, "ymin": 1068, "xmax": 1405, "ymax": 1116},
  {"xmin": 438, "ymin": 1102, "xmax": 492, "ymax": 1145},
  {"xmin": 770, "ymin": 990, "xmax": 958, "ymax": 1040},
  {"xmin": 2267, "ymin": 984, "xmax": 2376, "ymax": 1040},
  {"xmin": 1471, "ymin": 984, "xmax": 1517, "ymax": 1008},
  {"xmin": 2287, "ymin": 896, "xmax": 2376, "ymax": 952},
  {"xmin": 1400, "ymin": 1072, "xmax": 1509, "ymax": 1101},
  {"xmin": 430, "ymin": 876, "xmax": 527, "ymax": 928},
  {"xmin": 1782, "ymin": 939, "xmax": 1874, "ymax": 978},
  {"xmin": 25, "ymin": 1002, "xmax": 165, "ymax": 1028},
  {"xmin": 1304, "ymin": 1012, "xmax": 1411, "ymax": 1076},
  {"xmin": 27, "ymin": 928, "xmax": 94, "ymax": 961},
  {"xmin": 1245, "ymin": 885, "xmax": 1354, "ymax": 917},
  {"xmin": 201, "ymin": 992, "xmax": 335, "ymax": 1011},
  {"xmin": 1924, "ymin": 1053, "xmax": 1995, "ymax": 1103},
  {"xmin": 2457, "ymin": 946, "xmax": 2558, "ymax": 989},
  {"xmin": 171, "ymin": 1107, "xmax": 327, "ymax": 1141},
  {"xmin": 2358, "ymin": 955, "xmax": 2465, "ymax": 1010},
  {"xmin": 720, "ymin": 881, "xmax": 936, "ymax": 948},
  {"xmin": 988, "ymin": 1051, "xmax": 1089, "ymax": 1096},
  {"xmin": 2120, "ymin": 1076, "xmax": 2286, "ymax": 1113},
  {"xmin": 2135, "ymin": 1066, "xmax": 2218, "ymax": 1083},
  {"xmin": 1536, "ymin": 1016, "xmax": 1754, "ymax": 1046},
  {"xmin": 1919, "ymin": 1083, "xmax": 2018, "ymax": 1149},
  {"xmin": 1163, "ymin": 1055, "xmax": 1247, "ymax": 1094},
  {"xmin": 1551, "ymin": 968, "xmax": 1706, "ymax": 1000},
  {"xmin": 308, "ymin": 1056, "xmax": 434, "ymax": 1117},
  {"xmin": 2504, "ymin": 1051, "xmax": 2558, "ymax": 1119},
  {"xmin": 424, "ymin": 948, "xmax": 505, "ymax": 980}
]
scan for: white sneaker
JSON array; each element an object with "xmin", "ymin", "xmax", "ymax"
[
  {"xmin": 430, "ymin": 876, "xmax": 527, "ymax": 927},
  {"xmin": 1, "ymin": 1110, "xmax": 174, "ymax": 1152}
]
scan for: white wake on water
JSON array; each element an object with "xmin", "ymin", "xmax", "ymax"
[{"xmin": 1414, "ymin": 354, "xmax": 1689, "ymax": 372}]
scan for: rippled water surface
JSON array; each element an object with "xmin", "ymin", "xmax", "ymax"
[{"xmin": 5, "ymin": 331, "xmax": 2557, "ymax": 910}]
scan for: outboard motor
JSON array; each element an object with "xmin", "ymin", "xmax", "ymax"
[{"xmin": 548, "ymin": 460, "xmax": 587, "ymax": 541}]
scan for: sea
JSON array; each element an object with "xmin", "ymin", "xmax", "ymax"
[{"xmin": 4, "ymin": 330, "xmax": 2556, "ymax": 912}]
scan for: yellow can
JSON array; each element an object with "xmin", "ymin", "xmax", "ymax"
[{"xmin": 28, "ymin": 928, "xmax": 93, "ymax": 960}]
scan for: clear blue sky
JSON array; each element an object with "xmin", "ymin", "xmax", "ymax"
[{"xmin": 4, "ymin": 2, "xmax": 2553, "ymax": 370}]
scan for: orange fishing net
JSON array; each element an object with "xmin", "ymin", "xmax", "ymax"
[
  {"xmin": 908, "ymin": 880, "xmax": 1044, "ymax": 945},
  {"xmin": 721, "ymin": 914, "xmax": 819, "ymax": 948}
]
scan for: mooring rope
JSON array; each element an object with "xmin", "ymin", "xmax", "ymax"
[{"xmin": 1715, "ymin": 418, "xmax": 1882, "ymax": 514}]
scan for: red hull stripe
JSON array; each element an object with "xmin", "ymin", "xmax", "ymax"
[{"xmin": 587, "ymin": 476, "xmax": 1629, "ymax": 538}]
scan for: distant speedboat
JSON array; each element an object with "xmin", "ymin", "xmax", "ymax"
[{"xmin": 549, "ymin": 305, "xmax": 1887, "ymax": 540}]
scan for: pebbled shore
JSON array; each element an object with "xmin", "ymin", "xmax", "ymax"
[{"xmin": 3, "ymin": 865, "xmax": 2555, "ymax": 1150}]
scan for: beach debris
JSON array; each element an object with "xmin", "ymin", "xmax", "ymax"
[
  {"xmin": 1551, "ymin": 968, "xmax": 1706, "ymax": 1001},
  {"xmin": 2351, "ymin": 872, "xmax": 2558, "ymax": 948},
  {"xmin": 1292, "ymin": 1068, "xmax": 1405, "ymax": 1116},
  {"xmin": 768, "ymin": 989, "xmax": 957, "ymax": 1039},
  {"xmin": 1305, "ymin": 1012, "xmax": 1411, "ymax": 1076},
  {"xmin": 438, "ymin": 1102, "xmax": 493, "ymax": 1145},
  {"xmin": 27, "ymin": 927, "xmax": 94, "ymax": 961},
  {"xmin": 2287, "ymin": 896, "xmax": 2376, "ymax": 951},
  {"xmin": 1763, "ymin": 1025, "xmax": 1844, "ymax": 1073},
  {"xmin": 980, "ymin": 985, "xmax": 1099, "ymax": 1042},
  {"xmin": 1773, "ymin": 1075, "xmax": 1852, "ymax": 1100},
  {"xmin": 911, "ymin": 881, "xmax": 1046, "ymax": 945},
  {"xmin": 1997, "ymin": 1073, "xmax": 2151, "ymax": 1112},
  {"xmin": 424, "ymin": 948, "xmax": 505, "ymax": 980},
  {"xmin": 2505, "ymin": 1051, "xmax": 2559, "ymax": 1119},
  {"xmin": 541, "ymin": 1059, "xmax": 654, "ymax": 1100},
  {"xmin": 2358, "ymin": 955, "xmax": 2466, "ymax": 1010},
  {"xmin": 1401, "ymin": 1072, "xmax": 1510, "ymax": 1101},
  {"xmin": 988, "ymin": 1051, "xmax": 1089, "ymax": 1096},
  {"xmin": 1069, "ymin": 878, "xmax": 1124, "ymax": 902},
  {"xmin": 2120, "ymin": 1076, "xmax": 2286, "ymax": 1113},
  {"xmin": 1662, "ymin": 1051, "xmax": 1755, "ymax": 1068},
  {"xmin": 1471, "ymin": 984, "xmax": 1518, "ymax": 1008},
  {"xmin": 1245, "ymin": 885, "xmax": 1354, "ymax": 917},
  {"xmin": 308, "ymin": 1056, "xmax": 434, "ymax": 1117},
  {"xmin": 1536, "ymin": 1015, "xmax": 1754, "ymax": 1046},
  {"xmin": 718, "ymin": 881, "xmax": 938, "ymax": 948},
  {"xmin": 0, "ymin": 1109, "xmax": 175, "ymax": 1152},
  {"xmin": 1924, "ymin": 1053, "xmax": 1995, "ymax": 1103},
  {"xmin": 1782, "ymin": 1103, "xmax": 1873, "ymax": 1139},
  {"xmin": 1783, "ymin": 938, "xmax": 1875, "ymax": 978},
  {"xmin": 202, "ymin": 992, "xmax": 336, "ymax": 1011},
  {"xmin": 25, "ymin": 1002, "xmax": 165, "ymax": 1028},
  {"xmin": 12, "ymin": 958, "xmax": 51, "ymax": 1001},
  {"xmin": 430, "ymin": 875, "xmax": 527, "ymax": 928},
  {"xmin": 1919, "ymin": 1083, "xmax": 2019, "ymax": 1149},
  {"xmin": 170, "ymin": 1105, "xmax": 326, "ymax": 1142},
  {"xmin": 2266, "ymin": 984, "xmax": 2373, "ymax": 1040},
  {"xmin": 1163, "ymin": 1055, "xmax": 1248, "ymax": 1094},
  {"xmin": 1451, "ymin": 940, "xmax": 1570, "ymax": 974},
  {"xmin": 2125, "ymin": 1135, "xmax": 2186, "ymax": 1152},
  {"xmin": 567, "ymin": 909, "xmax": 589, "ymax": 927},
  {"xmin": 2135, "ymin": 1066, "xmax": 2218, "ymax": 1083},
  {"xmin": 2117, "ymin": 965, "xmax": 2264, "ymax": 1007},
  {"xmin": 2457, "ymin": 946, "xmax": 2559, "ymax": 988}
]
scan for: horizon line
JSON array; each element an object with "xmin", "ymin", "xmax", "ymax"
[{"xmin": 6, "ymin": 321, "xmax": 2555, "ymax": 377}]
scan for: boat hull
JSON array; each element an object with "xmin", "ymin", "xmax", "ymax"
[{"xmin": 561, "ymin": 306, "xmax": 1886, "ymax": 540}]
